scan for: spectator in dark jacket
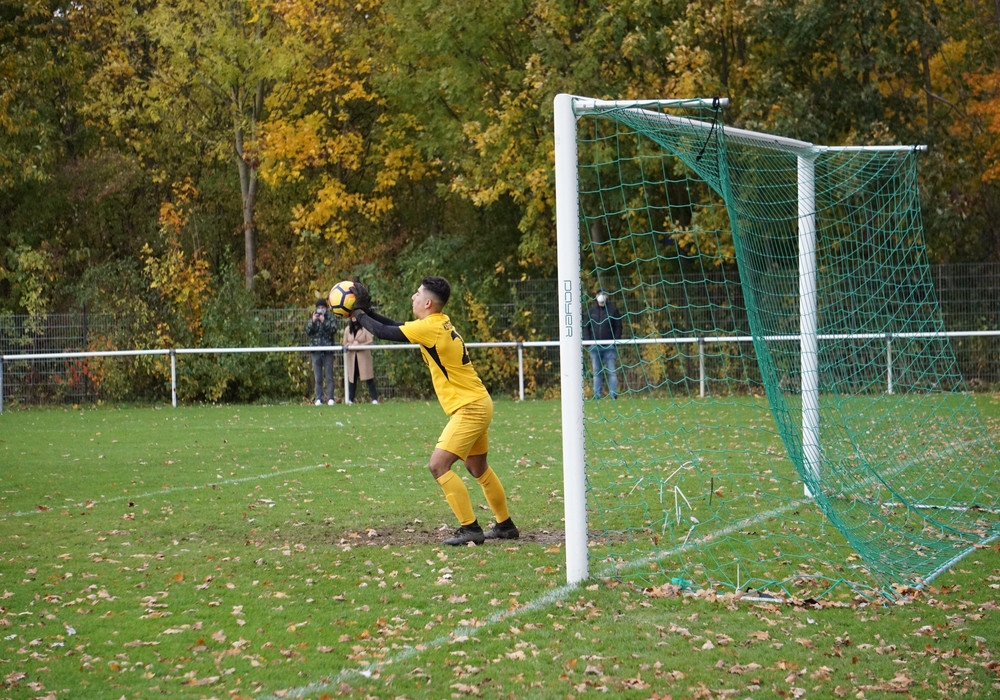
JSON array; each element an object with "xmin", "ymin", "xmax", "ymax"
[
  {"xmin": 306, "ymin": 299, "xmax": 338, "ymax": 405},
  {"xmin": 583, "ymin": 289, "xmax": 623, "ymax": 399}
]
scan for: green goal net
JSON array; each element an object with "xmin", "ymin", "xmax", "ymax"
[{"xmin": 555, "ymin": 95, "xmax": 1000, "ymax": 601}]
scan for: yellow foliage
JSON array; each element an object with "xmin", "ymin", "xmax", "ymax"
[
  {"xmin": 967, "ymin": 69, "xmax": 1000, "ymax": 184},
  {"xmin": 2, "ymin": 245, "xmax": 56, "ymax": 317},
  {"xmin": 143, "ymin": 180, "xmax": 213, "ymax": 342},
  {"xmin": 258, "ymin": 0, "xmax": 424, "ymax": 257}
]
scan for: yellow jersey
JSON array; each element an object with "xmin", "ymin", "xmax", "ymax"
[{"xmin": 400, "ymin": 313, "xmax": 489, "ymax": 414}]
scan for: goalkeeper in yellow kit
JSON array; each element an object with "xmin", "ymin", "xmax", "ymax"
[{"xmin": 350, "ymin": 276, "xmax": 519, "ymax": 545}]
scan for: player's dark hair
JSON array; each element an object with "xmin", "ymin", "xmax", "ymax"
[{"xmin": 422, "ymin": 276, "xmax": 451, "ymax": 306}]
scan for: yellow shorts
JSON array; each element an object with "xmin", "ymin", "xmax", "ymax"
[{"xmin": 436, "ymin": 396, "xmax": 493, "ymax": 460}]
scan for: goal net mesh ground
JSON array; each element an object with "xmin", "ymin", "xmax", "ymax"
[{"xmin": 570, "ymin": 98, "xmax": 1000, "ymax": 601}]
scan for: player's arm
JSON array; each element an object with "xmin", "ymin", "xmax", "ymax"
[
  {"xmin": 353, "ymin": 310, "xmax": 407, "ymax": 343},
  {"xmin": 349, "ymin": 280, "xmax": 408, "ymax": 342}
]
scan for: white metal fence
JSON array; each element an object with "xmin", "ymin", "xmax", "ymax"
[
  {"xmin": 3, "ymin": 265, "xmax": 1000, "ymax": 409},
  {"xmin": 0, "ymin": 341, "xmax": 555, "ymax": 412},
  {"xmin": 5, "ymin": 331, "xmax": 1000, "ymax": 413}
]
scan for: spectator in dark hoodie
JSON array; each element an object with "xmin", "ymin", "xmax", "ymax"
[
  {"xmin": 583, "ymin": 289, "xmax": 623, "ymax": 399},
  {"xmin": 306, "ymin": 299, "xmax": 338, "ymax": 405}
]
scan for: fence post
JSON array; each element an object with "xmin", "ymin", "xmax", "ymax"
[
  {"xmin": 170, "ymin": 349, "xmax": 177, "ymax": 407},
  {"xmin": 1, "ymin": 356, "xmax": 5, "ymax": 414},
  {"xmin": 517, "ymin": 342, "xmax": 524, "ymax": 401},
  {"xmin": 343, "ymin": 347, "xmax": 349, "ymax": 403},
  {"xmin": 886, "ymin": 334, "xmax": 893, "ymax": 396},
  {"xmin": 698, "ymin": 338, "xmax": 706, "ymax": 398}
]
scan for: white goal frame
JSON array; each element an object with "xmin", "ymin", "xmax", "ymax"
[{"xmin": 554, "ymin": 93, "xmax": 925, "ymax": 585}]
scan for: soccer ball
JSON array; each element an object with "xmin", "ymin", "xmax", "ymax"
[{"xmin": 327, "ymin": 280, "xmax": 357, "ymax": 318}]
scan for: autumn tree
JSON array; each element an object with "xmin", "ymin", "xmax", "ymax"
[
  {"xmin": 0, "ymin": 0, "xmax": 88, "ymax": 190},
  {"xmin": 372, "ymin": 0, "xmax": 575, "ymax": 277},
  {"xmin": 85, "ymin": 0, "xmax": 291, "ymax": 290},
  {"xmin": 0, "ymin": 0, "xmax": 160, "ymax": 314},
  {"xmin": 372, "ymin": 0, "xmax": 714, "ymax": 279},
  {"xmin": 6, "ymin": 0, "xmax": 1000, "ymax": 319},
  {"xmin": 942, "ymin": 1, "xmax": 1000, "ymax": 259},
  {"xmin": 259, "ymin": 0, "xmax": 422, "ymax": 300}
]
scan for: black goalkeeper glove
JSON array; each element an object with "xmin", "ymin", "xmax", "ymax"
[{"xmin": 351, "ymin": 278, "xmax": 373, "ymax": 313}]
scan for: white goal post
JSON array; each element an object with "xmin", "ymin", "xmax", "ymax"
[{"xmin": 554, "ymin": 93, "xmax": 926, "ymax": 585}]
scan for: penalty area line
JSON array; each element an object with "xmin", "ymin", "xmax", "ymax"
[
  {"xmin": 261, "ymin": 500, "xmax": 804, "ymax": 700},
  {"xmin": 3, "ymin": 462, "xmax": 336, "ymax": 518},
  {"xmin": 260, "ymin": 581, "xmax": 584, "ymax": 700}
]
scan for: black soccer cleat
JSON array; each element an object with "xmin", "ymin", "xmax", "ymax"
[
  {"xmin": 443, "ymin": 523, "xmax": 485, "ymax": 546},
  {"xmin": 483, "ymin": 517, "xmax": 520, "ymax": 541}
]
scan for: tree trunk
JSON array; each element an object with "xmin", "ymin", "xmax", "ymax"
[
  {"xmin": 238, "ymin": 155, "xmax": 257, "ymax": 290},
  {"xmin": 234, "ymin": 98, "xmax": 260, "ymax": 291}
]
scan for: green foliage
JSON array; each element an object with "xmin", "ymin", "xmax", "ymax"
[
  {"xmin": 0, "ymin": 151, "xmax": 162, "ymax": 315},
  {"xmin": 51, "ymin": 258, "xmax": 309, "ymax": 405},
  {"xmin": 0, "ymin": 0, "xmax": 90, "ymax": 189},
  {"xmin": 177, "ymin": 264, "xmax": 294, "ymax": 402},
  {"xmin": 74, "ymin": 259, "xmax": 172, "ymax": 401},
  {"xmin": 0, "ymin": 243, "xmax": 56, "ymax": 316}
]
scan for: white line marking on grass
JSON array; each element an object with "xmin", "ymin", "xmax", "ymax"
[
  {"xmin": 262, "ymin": 581, "xmax": 584, "ymax": 699},
  {"xmin": 261, "ymin": 498, "xmax": 805, "ymax": 700},
  {"xmin": 3, "ymin": 462, "xmax": 333, "ymax": 518},
  {"xmin": 262, "ymin": 429, "xmax": 1000, "ymax": 699}
]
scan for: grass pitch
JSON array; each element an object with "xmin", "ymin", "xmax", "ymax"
[{"xmin": 1, "ymin": 399, "xmax": 998, "ymax": 698}]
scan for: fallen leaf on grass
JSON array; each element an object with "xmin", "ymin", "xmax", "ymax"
[
  {"xmin": 619, "ymin": 676, "xmax": 650, "ymax": 689},
  {"xmin": 809, "ymin": 665, "xmax": 834, "ymax": 681},
  {"xmin": 451, "ymin": 682, "xmax": 482, "ymax": 695},
  {"xmin": 857, "ymin": 671, "xmax": 915, "ymax": 692},
  {"xmin": 182, "ymin": 675, "xmax": 220, "ymax": 686},
  {"xmin": 4, "ymin": 671, "xmax": 27, "ymax": 685}
]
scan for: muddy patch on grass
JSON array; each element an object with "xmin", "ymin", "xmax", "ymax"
[{"xmin": 327, "ymin": 526, "xmax": 568, "ymax": 547}]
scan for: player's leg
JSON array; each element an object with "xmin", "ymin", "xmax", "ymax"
[
  {"xmin": 434, "ymin": 398, "xmax": 496, "ymax": 545},
  {"xmin": 459, "ymin": 398, "xmax": 519, "ymax": 540},
  {"xmin": 431, "ymin": 446, "xmax": 483, "ymax": 545},
  {"xmin": 460, "ymin": 412, "xmax": 506, "ymax": 516},
  {"xmin": 429, "ymin": 447, "xmax": 474, "ymax": 520},
  {"xmin": 466, "ymin": 451, "xmax": 519, "ymax": 540},
  {"xmin": 466, "ymin": 452, "xmax": 508, "ymax": 519}
]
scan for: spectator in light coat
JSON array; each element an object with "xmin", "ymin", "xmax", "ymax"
[{"xmin": 343, "ymin": 318, "xmax": 379, "ymax": 404}]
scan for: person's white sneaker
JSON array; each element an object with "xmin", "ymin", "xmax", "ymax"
[
  {"xmin": 314, "ymin": 399, "xmax": 322, "ymax": 406},
  {"xmin": 327, "ymin": 399, "xmax": 335, "ymax": 406},
  {"xmin": 345, "ymin": 400, "xmax": 353, "ymax": 405},
  {"xmin": 372, "ymin": 399, "xmax": 379, "ymax": 405}
]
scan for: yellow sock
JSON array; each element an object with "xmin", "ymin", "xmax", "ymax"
[
  {"xmin": 475, "ymin": 467, "xmax": 510, "ymax": 523},
  {"xmin": 436, "ymin": 471, "xmax": 476, "ymax": 526}
]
